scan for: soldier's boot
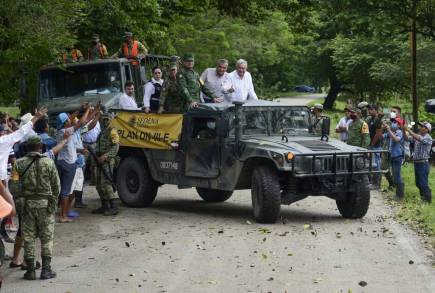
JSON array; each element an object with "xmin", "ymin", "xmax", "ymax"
[
  {"xmin": 395, "ymin": 183, "xmax": 405, "ymax": 200},
  {"xmin": 23, "ymin": 259, "xmax": 36, "ymax": 280},
  {"xmin": 104, "ymin": 200, "xmax": 118, "ymax": 216},
  {"xmin": 422, "ymin": 189, "xmax": 432, "ymax": 204},
  {"xmin": 74, "ymin": 191, "xmax": 87, "ymax": 208},
  {"xmin": 40, "ymin": 257, "xmax": 56, "ymax": 280},
  {"xmin": 91, "ymin": 200, "xmax": 107, "ymax": 214},
  {"xmin": 371, "ymin": 174, "xmax": 382, "ymax": 190}
]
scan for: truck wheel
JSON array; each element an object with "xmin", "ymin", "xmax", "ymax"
[
  {"xmin": 336, "ymin": 175, "xmax": 370, "ymax": 219},
  {"xmin": 116, "ymin": 157, "xmax": 158, "ymax": 207},
  {"xmin": 251, "ymin": 166, "xmax": 281, "ymax": 223},
  {"xmin": 196, "ymin": 188, "xmax": 233, "ymax": 203}
]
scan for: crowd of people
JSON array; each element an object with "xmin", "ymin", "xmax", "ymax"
[
  {"xmin": 0, "ymin": 101, "xmax": 120, "ymax": 281},
  {"xmin": 319, "ymin": 102, "xmax": 433, "ymax": 203}
]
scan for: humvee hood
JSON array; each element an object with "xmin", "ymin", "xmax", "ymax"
[{"xmin": 243, "ymin": 136, "xmax": 368, "ymax": 154}]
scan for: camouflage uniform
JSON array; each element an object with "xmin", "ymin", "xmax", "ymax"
[
  {"xmin": 159, "ymin": 76, "xmax": 188, "ymax": 112},
  {"xmin": 93, "ymin": 116, "xmax": 119, "ymax": 215},
  {"xmin": 13, "ymin": 147, "xmax": 60, "ymax": 279},
  {"xmin": 347, "ymin": 118, "xmax": 370, "ymax": 148},
  {"xmin": 177, "ymin": 53, "xmax": 216, "ymax": 104},
  {"xmin": 312, "ymin": 116, "xmax": 326, "ymax": 135}
]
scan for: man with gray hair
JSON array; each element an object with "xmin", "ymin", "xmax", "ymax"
[
  {"xmin": 228, "ymin": 59, "xmax": 258, "ymax": 102},
  {"xmin": 200, "ymin": 59, "xmax": 232, "ymax": 103}
]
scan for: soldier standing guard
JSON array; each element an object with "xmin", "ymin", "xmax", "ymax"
[
  {"xmin": 347, "ymin": 109, "xmax": 370, "ymax": 148},
  {"xmin": 91, "ymin": 113, "xmax": 120, "ymax": 216},
  {"xmin": 114, "ymin": 32, "xmax": 148, "ymax": 65},
  {"xmin": 14, "ymin": 136, "xmax": 60, "ymax": 280},
  {"xmin": 177, "ymin": 53, "xmax": 221, "ymax": 109},
  {"xmin": 311, "ymin": 104, "xmax": 326, "ymax": 135}
]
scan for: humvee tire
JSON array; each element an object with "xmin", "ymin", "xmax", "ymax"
[
  {"xmin": 251, "ymin": 165, "xmax": 281, "ymax": 223},
  {"xmin": 336, "ymin": 175, "xmax": 370, "ymax": 218},
  {"xmin": 196, "ymin": 188, "xmax": 233, "ymax": 203},
  {"xmin": 116, "ymin": 157, "xmax": 158, "ymax": 207}
]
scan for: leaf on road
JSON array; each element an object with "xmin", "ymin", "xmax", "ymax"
[
  {"xmin": 267, "ymin": 277, "xmax": 274, "ymax": 281},
  {"xmin": 313, "ymin": 277, "xmax": 323, "ymax": 283},
  {"xmin": 161, "ymin": 241, "xmax": 166, "ymax": 246},
  {"xmin": 303, "ymin": 224, "xmax": 312, "ymax": 230},
  {"xmin": 409, "ymin": 260, "xmax": 414, "ymax": 264},
  {"xmin": 258, "ymin": 228, "xmax": 271, "ymax": 234},
  {"xmin": 348, "ymin": 290, "xmax": 353, "ymax": 293},
  {"xmin": 208, "ymin": 280, "xmax": 217, "ymax": 285},
  {"xmin": 336, "ymin": 232, "xmax": 342, "ymax": 239},
  {"xmin": 125, "ymin": 242, "xmax": 130, "ymax": 247},
  {"xmin": 358, "ymin": 281, "xmax": 368, "ymax": 287},
  {"xmin": 278, "ymin": 231, "xmax": 289, "ymax": 236},
  {"xmin": 261, "ymin": 253, "xmax": 268, "ymax": 260},
  {"xmin": 246, "ymin": 220, "xmax": 252, "ymax": 225},
  {"xmin": 287, "ymin": 253, "xmax": 293, "ymax": 256}
]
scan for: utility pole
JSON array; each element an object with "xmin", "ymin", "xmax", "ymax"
[{"xmin": 411, "ymin": 0, "xmax": 418, "ymax": 124}]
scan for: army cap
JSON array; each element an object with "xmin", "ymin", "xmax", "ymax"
[
  {"xmin": 313, "ymin": 104, "xmax": 323, "ymax": 110},
  {"xmin": 183, "ymin": 53, "xmax": 194, "ymax": 61},
  {"xmin": 357, "ymin": 101, "xmax": 369, "ymax": 109},
  {"xmin": 124, "ymin": 32, "xmax": 133, "ymax": 37},
  {"xmin": 169, "ymin": 63, "xmax": 178, "ymax": 70},
  {"xmin": 26, "ymin": 135, "xmax": 42, "ymax": 147}
]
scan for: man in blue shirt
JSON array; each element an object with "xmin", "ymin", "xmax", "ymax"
[
  {"xmin": 383, "ymin": 118, "xmax": 404, "ymax": 199},
  {"xmin": 404, "ymin": 121, "xmax": 433, "ymax": 203}
]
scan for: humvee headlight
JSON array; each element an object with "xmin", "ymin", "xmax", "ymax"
[
  {"xmin": 286, "ymin": 152, "xmax": 294, "ymax": 161},
  {"xmin": 272, "ymin": 152, "xmax": 284, "ymax": 166},
  {"xmin": 355, "ymin": 157, "xmax": 365, "ymax": 170}
]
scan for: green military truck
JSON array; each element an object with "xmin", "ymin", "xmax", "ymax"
[
  {"xmin": 114, "ymin": 101, "xmax": 385, "ymax": 223},
  {"xmin": 36, "ymin": 56, "xmax": 169, "ymax": 123}
]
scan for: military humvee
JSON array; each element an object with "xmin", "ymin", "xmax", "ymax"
[
  {"xmin": 115, "ymin": 100, "xmax": 385, "ymax": 223},
  {"xmin": 36, "ymin": 56, "xmax": 170, "ymax": 122}
]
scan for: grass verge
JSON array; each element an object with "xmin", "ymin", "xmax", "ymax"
[{"xmin": 0, "ymin": 107, "xmax": 20, "ymax": 118}]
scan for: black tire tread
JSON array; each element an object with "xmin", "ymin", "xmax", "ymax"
[
  {"xmin": 336, "ymin": 175, "xmax": 370, "ymax": 218},
  {"xmin": 116, "ymin": 157, "xmax": 158, "ymax": 207},
  {"xmin": 251, "ymin": 166, "xmax": 281, "ymax": 223}
]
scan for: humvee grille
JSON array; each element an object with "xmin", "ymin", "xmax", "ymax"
[
  {"xmin": 295, "ymin": 140, "xmax": 339, "ymax": 151},
  {"xmin": 321, "ymin": 156, "xmax": 349, "ymax": 172}
]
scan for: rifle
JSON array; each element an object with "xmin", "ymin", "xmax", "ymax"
[{"xmin": 87, "ymin": 146, "xmax": 117, "ymax": 192}]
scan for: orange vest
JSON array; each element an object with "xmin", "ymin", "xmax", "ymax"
[
  {"xmin": 122, "ymin": 40, "xmax": 139, "ymax": 65},
  {"xmin": 62, "ymin": 50, "xmax": 78, "ymax": 63}
]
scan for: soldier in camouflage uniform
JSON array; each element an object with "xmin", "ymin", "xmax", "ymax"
[
  {"xmin": 13, "ymin": 136, "xmax": 60, "ymax": 280},
  {"xmin": 357, "ymin": 101, "xmax": 369, "ymax": 121},
  {"xmin": 91, "ymin": 113, "xmax": 120, "ymax": 216},
  {"xmin": 158, "ymin": 63, "xmax": 189, "ymax": 113},
  {"xmin": 347, "ymin": 109, "xmax": 370, "ymax": 148},
  {"xmin": 310, "ymin": 104, "xmax": 326, "ymax": 135},
  {"xmin": 177, "ymin": 53, "xmax": 221, "ymax": 108}
]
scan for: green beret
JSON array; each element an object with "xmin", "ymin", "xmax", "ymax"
[
  {"xmin": 26, "ymin": 135, "xmax": 42, "ymax": 146},
  {"xmin": 183, "ymin": 53, "xmax": 194, "ymax": 61}
]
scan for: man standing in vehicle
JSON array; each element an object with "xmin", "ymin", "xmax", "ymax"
[
  {"xmin": 118, "ymin": 81, "xmax": 142, "ymax": 110},
  {"xmin": 115, "ymin": 32, "xmax": 147, "ymax": 66},
  {"xmin": 200, "ymin": 59, "xmax": 233, "ymax": 103},
  {"xmin": 159, "ymin": 63, "xmax": 189, "ymax": 113},
  {"xmin": 177, "ymin": 53, "xmax": 221, "ymax": 109},
  {"xmin": 87, "ymin": 34, "xmax": 108, "ymax": 60},
  {"xmin": 143, "ymin": 66, "xmax": 163, "ymax": 113},
  {"xmin": 310, "ymin": 104, "xmax": 326, "ymax": 135},
  {"xmin": 227, "ymin": 59, "xmax": 258, "ymax": 102}
]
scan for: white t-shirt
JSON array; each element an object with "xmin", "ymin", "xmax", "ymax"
[
  {"xmin": 227, "ymin": 71, "xmax": 258, "ymax": 102},
  {"xmin": 119, "ymin": 93, "xmax": 141, "ymax": 110},
  {"xmin": 336, "ymin": 117, "xmax": 352, "ymax": 141}
]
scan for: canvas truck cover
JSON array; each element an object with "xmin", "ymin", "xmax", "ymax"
[{"xmin": 111, "ymin": 112, "xmax": 183, "ymax": 149}]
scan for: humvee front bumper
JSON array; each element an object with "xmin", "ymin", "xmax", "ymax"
[{"xmin": 289, "ymin": 150, "xmax": 388, "ymax": 178}]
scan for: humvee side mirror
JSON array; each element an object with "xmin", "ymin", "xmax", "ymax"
[
  {"xmin": 321, "ymin": 117, "xmax": 330, "ymax": 141},
  {"xmin": 216, "ymin": 118, "xmax": 229, "ymax": 138}
]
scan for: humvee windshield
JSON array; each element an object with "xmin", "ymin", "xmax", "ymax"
[
  {"xmin": 39, "ymin": 63, "xmax": 121, "ymax": 100},
  {"xmin": 233, "ymin": 107, "xmax": 310, "ymax": 136}
]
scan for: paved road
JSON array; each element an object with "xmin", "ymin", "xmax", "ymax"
[
  {"xmin": 3, "ymin": 186, "xmax": 434, "ymax": 293},
  {"xmin": 276, "ymin": 93, "xmax": 325, "ymax": 106}
]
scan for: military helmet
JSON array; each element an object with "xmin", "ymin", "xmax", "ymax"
[
  {"xmin": 313, "ymin": 104, "xmax": 323, "ymax": 111},
  {"xmin": 26, "ymin": 135, "xmax": 42, "ymax": 147}
]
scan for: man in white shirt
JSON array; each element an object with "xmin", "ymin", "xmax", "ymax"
[
  {"xmin": 335, "ymin": 105, "xmax": 352, "ymax": 142},
  {"xmin": 227, "ymin": 59, "xmax": 258, "ymax": 102},
  {"xmin": 200, "ymin": 59, "xmax": 232, "ymax": 103},
  {"xmin": 118, "ymin": 81, "xmax": 142, "ymax": 110},
  {"xmin": 0, "ymin": 108, "xmax": 47, "ymax": 181},
  {"xmin": 143, "ymin": 66, "xmax": 164, "ymax": 113}
]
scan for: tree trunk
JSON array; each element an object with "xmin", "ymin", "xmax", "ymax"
[{"xmin": 323, "ymin": 73, "xmax": 341, "ymax": 110}]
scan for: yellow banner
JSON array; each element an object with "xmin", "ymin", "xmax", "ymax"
[{"xmin": 111, "ymin": 112, "xmax": 183, "ymax": 149}]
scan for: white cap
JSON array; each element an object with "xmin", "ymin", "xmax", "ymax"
[
  {"xmin": 419, "ymin": 121, "xmax": 432, "ymax": 132},
  {"xmin": 19, "ymin": 113, "xmax": 33, "ymax": 127}
]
